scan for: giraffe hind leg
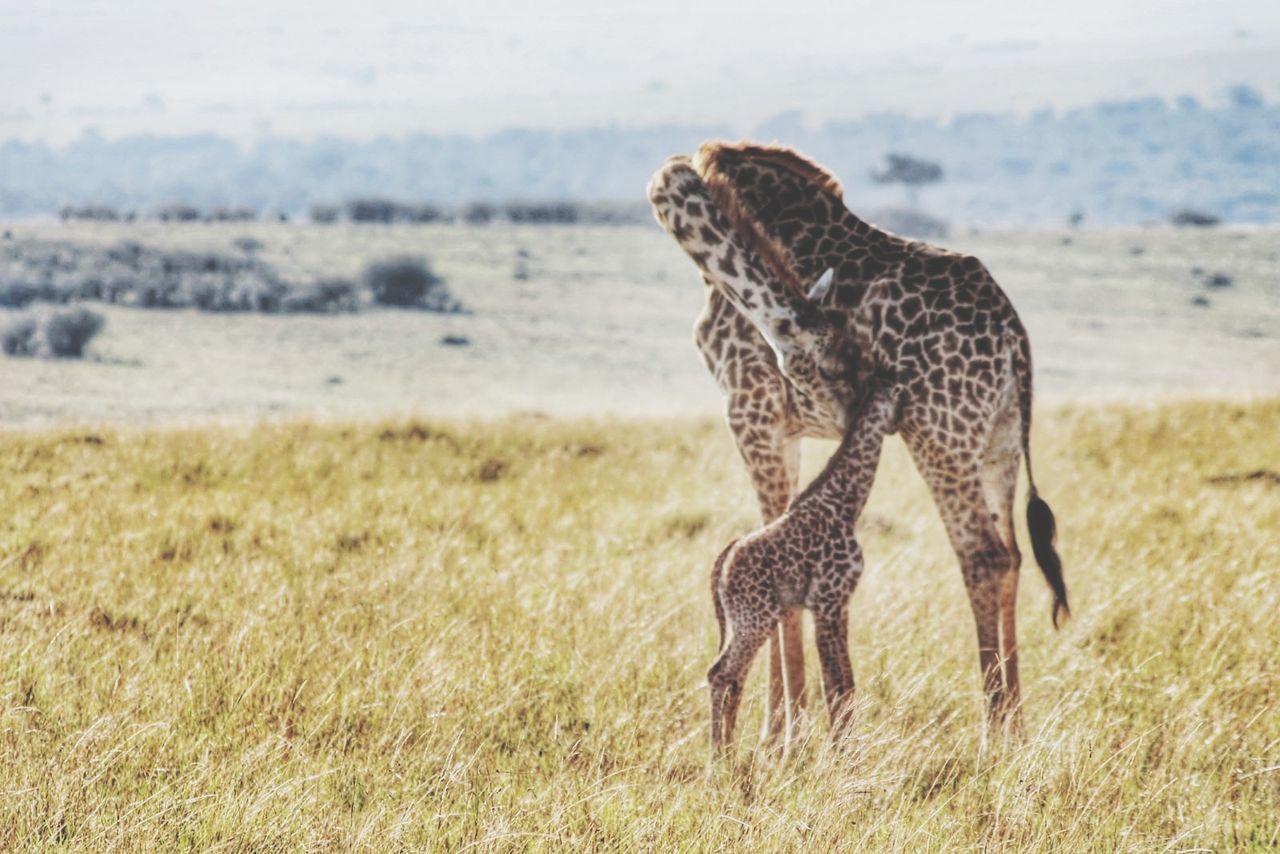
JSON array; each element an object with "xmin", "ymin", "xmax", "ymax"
[
  {"xmin": 903, "ymin": 415, "xmax": 1020, "ymax": 732},
  {"xmin": 723, "ymin": 389, "xmax": 807, "ymax": 746},
  {"xmin": 981, "ymin": 397, "xmax": 1025, "ymax": 731},
  {"xmin": 813, "ymin": 605, "xmax": 856, "ymax": 742},
  {"xmin": 708, "ymin": 616, "xmax": 774, "ymax": 755}
]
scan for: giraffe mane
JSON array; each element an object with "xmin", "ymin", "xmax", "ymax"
[
  {"xmin": 696, "ymin": 140, "xmax": 845, "ymax": 198},
  {"xmin": 693, "ymin": 140, "xmax": 843, "ymax": 299}
]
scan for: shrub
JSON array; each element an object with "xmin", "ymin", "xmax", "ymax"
[
  {"xmin": 107, "ymin": 241, "xmax": 145, "ymax": 266},
  {"xmin": 207, "ymin": 206, "xmax": 257, "ymax": 222},
  {"xmin": 505, "ymin": 201, "xmax": 580, "ymax": 224},
  {"xmin": 156, "ymin": 203, "xmax": 201, "ymax": 223},
  {"xmin": 365, "ymin": 257, "xmax": 436, "ymax": 306},
  {"xmin": 1, "ymin": 315, "xmax": 38, "ymax": 356},
  {"xmin": 578, "ymin": 203, "xmax": 650, "ymax": 225},
  {"xmin": 281, "ymin": 278, "xmax": 359, "ymax": 313},
  {"xmin": 0, "ymin": 281, "xmax": 40, "ymax": 309},
  {"xmin": 462, "ymin": 202, "xmax": 494, "ymax": 225},
  {"xmin": 310, "ymin": 204, "xmax": 340, "ymax": 224},
  {"xmin": 347, "ymin": 198, "xmax": 400, "ymax": 224},
  {"xmin": 363, "ymin": 257, "xmax": 461, "ymax": 311},
  {"xmin": 59, "ymin": 205, "xmax": 121, "ymax": 222},
  {"xmin": 133, "ymin": 280, "xmax": 186, "ymax": 309},
  {"xmin": 227, "ymin": 271, "xmax": 287, "ymax": 313},
  {"xmin": 44, "ymin": 307, "xmax": 104, "ymax": 357},
  {"xmin": 407, "ymin": 204, "xmax": 444, "ymax": 224}
]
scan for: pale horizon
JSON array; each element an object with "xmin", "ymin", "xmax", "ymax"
[{"xmin": 4, "ymin": 0, "xmax": 1280, "ymax": 145}]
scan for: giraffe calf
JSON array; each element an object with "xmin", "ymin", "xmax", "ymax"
[{"xmin": 708, "ymin": 386, "xmax": 899, "ymax": 753}]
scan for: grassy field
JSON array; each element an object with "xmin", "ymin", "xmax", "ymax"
[{"xmin": 1, "ymin": 398, "xmax": 1277, "ymax": 849}]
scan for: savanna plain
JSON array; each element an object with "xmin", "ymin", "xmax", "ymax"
[{"xmin": 1, "ymin": 221, "xmax": 1278, "ymax": 849}]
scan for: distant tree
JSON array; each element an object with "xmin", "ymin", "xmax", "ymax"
[
  {"xmin": 310, "ymin": 204, "xmax": 340, "ymax": 224},
  {"xmin": 59, "ymin": 205, "xmax": 121, "ymax": 222},
  {"xmin": 462, "ymin": 202, "xmax": 494, "ymax": 225},
  {"xmin": 347, "ymin": 198, "xmax": 400, "ymax": 224},
  {"xmin": 206, "ymin": 206, "xmax": 257, "ymax": 222},
  {"xmin": 1226, "ymin": 84, "xmax": 1264, "ymax": 110},
  {"xmin": 505, "ymin": 201, "xmax": 580, "ymax": 225},
  {"xmin": 1169, "ymin": 208, "xmax": 1220, "ymax": 227},
  {"xmin": 406, "ymin": 204, "xmax": 444, "ymax": 224},
  {"xmin": 156, "ymin": 203, "xmax": 201, "ymax": 223},
  {"xmin": 872, "ymin": 153, "xmax": 943, "ymax": 206}
]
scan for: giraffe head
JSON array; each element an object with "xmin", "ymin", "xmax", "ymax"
[{"xmin": 760, "ymin": 269, "xmax": 866, "ymax": 431}]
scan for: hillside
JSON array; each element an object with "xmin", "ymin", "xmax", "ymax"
[{"xmin": 4, "ymin": 90, "xmax": 1280, "ymax": 226}]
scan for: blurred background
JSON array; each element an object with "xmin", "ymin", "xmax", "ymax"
[
  {"xmin": 2, "ymin": 1, "xmax": 1278, "ymax": 424},
  {"xmin": 4, "ymin": 0, "xmax": 1280, "ymax": 226}
]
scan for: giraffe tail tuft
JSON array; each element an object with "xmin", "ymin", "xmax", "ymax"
[
  {"xmin": 1026, "ymin": 493, "xmax": 1069, "ymax": 628},
  {"xmin": 1008, "ymin": 325, "xmax": 1070, "ymax": 629}
]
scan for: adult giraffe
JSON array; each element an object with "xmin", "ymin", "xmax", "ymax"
[{"xmin": 647, "ymin": 141, "xmax": 1068, "ymax": 742}]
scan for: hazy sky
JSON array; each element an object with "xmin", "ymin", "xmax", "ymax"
[{"xmin": 4, "ymin": 0, "xmax": 1279, "ymax": 143}]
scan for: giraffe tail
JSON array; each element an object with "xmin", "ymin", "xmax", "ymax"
[
  {"xmin": 1010, "ymin": 328, "xmax": 1070, "ymax": 629},
  {"xmin": 710, "ymin": 540, "xmax": 737, "ymax": 653}
]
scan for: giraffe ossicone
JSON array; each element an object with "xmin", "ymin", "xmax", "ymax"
[{"xmin": 806, "ymin": 267, "xmax": 834, "ymax": 302}]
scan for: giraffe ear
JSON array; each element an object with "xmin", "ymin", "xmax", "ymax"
[{"xmin": 806, "ymin": 268, "xmax": 835, "ymax": 302}]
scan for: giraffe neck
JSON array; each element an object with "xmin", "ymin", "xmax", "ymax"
[{"xmin": 793, "ymin": 392, "xmax": 894, "ymax": 516}]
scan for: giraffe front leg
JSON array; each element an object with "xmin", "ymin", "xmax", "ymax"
[
  {"xmin": 812, "ymin": 547, "xmax": 863, "ymax": 745},
  {"xmin": 814, "ymin": 608, "xmax": 855, "ymax": 743}
]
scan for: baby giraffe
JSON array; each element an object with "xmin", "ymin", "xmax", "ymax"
[{"xmin": 708, "ymin": 382, "xmax": 899, "ymax": 753}]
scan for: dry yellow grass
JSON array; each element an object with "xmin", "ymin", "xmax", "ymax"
[{"xmin": 1, "ymin": 399, "xmax": 1277, "ymax": 849}]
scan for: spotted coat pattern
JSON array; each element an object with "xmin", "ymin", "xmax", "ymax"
[
  {"xmin": 647, "ymin": 142, "xmax": 1066, "ymax": 740},
  {"xmin": 708, "ymin": 387, "xmax": 898, "ymax": 751}
]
